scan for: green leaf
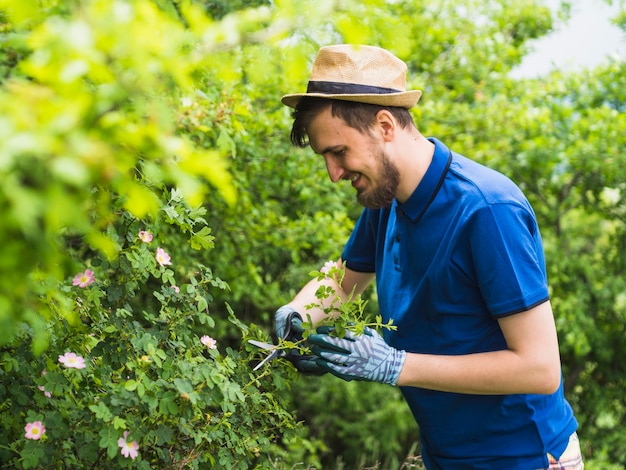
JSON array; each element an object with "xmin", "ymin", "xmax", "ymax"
[
  {"xmin": 98, "ymin": 427, "xmax": 119, "ymax": 459},
  {"xmin": 89, "ymin": 402, "xmax": 113, "ymax": 421},
  {"xmin": 197, "ymin": 296, "xmax": 208, "ymax": 313},
  {"xmin": 217, "ymin": 126, "xmax": 236, "ymax": 158},
  {"xmin": 20, "ymin": 443, "xmax": 44, "ymax": 469},
  {"xmin": 124, "ymin": 379, "xmax": 138, "ymax": 391},
  {"xmin": 173, "ymin": 378, "xmax": 193, "ymax": 394},
  {"xmin": 112, "ymin": 415, "xmax": 127, "ymax": 430},
  {"xmin": 190, "ymin": 226, "xmax": 215, "ymax": 250}
]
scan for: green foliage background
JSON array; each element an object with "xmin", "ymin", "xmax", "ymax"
[{"xmin": 0, "ymin": 0, "xmax": 625, "ymax": 467}]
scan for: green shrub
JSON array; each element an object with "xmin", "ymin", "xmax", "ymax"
[{"xmin": 0, "ymin": 191, "xmax": 320, "ymax": 469}]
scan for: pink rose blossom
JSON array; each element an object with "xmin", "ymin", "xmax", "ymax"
[
  {"xmin": 24, "ymin": 421, "xmax": 46, "ymax": 440},
  {"xmin": 155, "ymin": 247, "xmax": 172, "ymax": 266},
  {"xmin": 171, "ymin": 285, "xmax": 180, "ymax": 293},
  {"xmin": 72, "ymin": 269, "xmax": 95, "ymax": 288},
  {"xmin": 320, "ymin": 261, "xmax": 338, "ymax": 275},
  {"xmin": 138, "ymin": 230, "xmax": 153, "ymax": 243},
  {"xmin": 118, "ymin": 431, "xmax": 139, "ymax": 459},
  {"xmin": 200, "ymin": 335, "xmax": 217, "ymax": 349},
  {"xmin": 38, "ymin": 386, "xmax": 52, "ymax": 398},
  {"xmin": 58, "ymin": 352, "xmax": 86, "ymax": 369}
]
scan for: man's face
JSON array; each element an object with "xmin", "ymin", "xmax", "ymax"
[{"xmin": 307, "ymin": 107, "xmax": 400, "ymax": 209}]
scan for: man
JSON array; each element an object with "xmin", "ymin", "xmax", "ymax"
[{"xmin": 275, "ymin": 44, "xmax": 582, "ymax": 469}]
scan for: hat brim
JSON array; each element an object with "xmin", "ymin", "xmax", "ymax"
[{"xmin": 281, "ymin": 90, "xmax": 422, "ymax": 109}]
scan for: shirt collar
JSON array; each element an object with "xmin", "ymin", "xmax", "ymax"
[{"xmin": 396, "ymin": 137, "xmax": 452, "ymax": 223}]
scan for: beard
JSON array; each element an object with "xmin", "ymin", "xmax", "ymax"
[{"xmin": 356, "ymin": 148, "xmax": 400, "ymax": 209}]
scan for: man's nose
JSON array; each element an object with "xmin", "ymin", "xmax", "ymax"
[{"xmin": 325, "ymin": 158, "xmax": 345, "ymax": 183}]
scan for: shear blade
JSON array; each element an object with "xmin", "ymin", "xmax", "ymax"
[
  {"xmin": 253, "ymin": 350, "xmax": 279, "ymax": 371},
  {"xmin": 248, "ymin": 339, "xmax": 276, "ymax": 350}
]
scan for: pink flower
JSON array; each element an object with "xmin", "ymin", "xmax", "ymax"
[
  {"xmin": 118, "ymin": 431, "xmax": 139, "ymax": 460},
  {"xmin": 72, "ymin": 269, "xmax": 95, "ymax": 288},
  {"xmin": 38, "ymin": 386, "xmax": 52, "ymax": 398},
  {"xmin": 138, "ymin": 230, "xmax": 153, "ymax": 243},
  {"xmin": 200, "ymin": 335, "xmax": 217, "ymax": 349},
  {"xmin": 24, "ymin": 421, "xmax": 46, "ymax": 440},
  {"xmin": 155, "ymin": 247, "xmax": 172, "ymax": 266},
  {"xmin": 58, "ymin": 352, "xmax": 86, "ymax": 369},
  {"xmin": 320, "ymin": 260, "xmax": 338, "ymax": 275},
  {"xmin": 171, "ymin": 285, "xmax": 180, "ymax": 293}
]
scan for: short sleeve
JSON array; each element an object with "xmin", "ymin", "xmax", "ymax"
[{"xmin": 463, "ymin": 202, "xmax": 549, "ymax": 317}]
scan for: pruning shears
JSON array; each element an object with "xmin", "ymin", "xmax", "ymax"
[
  {"xmin": 248, "ymin": 311, "xmax": 304, "ymax": 371},
  {"xmin": 248, "ymin": 339, "xmax": 286, "ymax": 371}
]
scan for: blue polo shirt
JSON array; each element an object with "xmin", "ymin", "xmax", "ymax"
[{"xmin": 342, "ymin": 138, "xmax": 578, "ymax": 469}]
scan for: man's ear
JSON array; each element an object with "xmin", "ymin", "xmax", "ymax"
[{"xmin": 375, "ymin": 110, "xmax": 396, "ymax": 142}]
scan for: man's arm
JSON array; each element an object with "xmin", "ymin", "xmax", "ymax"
[
  {"xmin": 285, "ymin": 258, "xmax": 375, "ymax": 326},
  {"xmin": 396, "ymin": 300, "xmax": 562, "ymax": 394}
]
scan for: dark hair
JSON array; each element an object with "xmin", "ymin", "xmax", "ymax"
[{"xmin": 289, "ymin": 97, "xmax": 416, "ymax": 148}]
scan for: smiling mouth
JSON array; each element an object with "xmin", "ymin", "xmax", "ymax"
[{"xmin": 350, "ymin": 173, "xmax": 361, "ymax": 187}]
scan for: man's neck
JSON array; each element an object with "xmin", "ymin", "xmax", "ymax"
[{"xmin": 394, "ymin": 131, "xmax": 435, "ymax": 204}]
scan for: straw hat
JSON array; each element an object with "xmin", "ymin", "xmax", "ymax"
[{"xmin": 281, "ymin": 44, "xmax": 422, "ymax": 109}]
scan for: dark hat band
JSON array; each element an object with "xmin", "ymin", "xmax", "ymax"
[{"xmin": 306, "ymin": 80, "xmax": 403, "ymax": 95}]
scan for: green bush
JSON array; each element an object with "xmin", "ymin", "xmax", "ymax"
[
  {"xmin": 288, "ymin": 378, "xmax": 421, "ymax": 469},
  {"xmin": 0, "ymin": 192, "xmax": 320, "ymax": 468}
]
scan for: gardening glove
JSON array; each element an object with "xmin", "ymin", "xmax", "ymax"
[
  {"xmin": 274, "ymin": 306, "xmax": 327, "ymax": 375},
  {"xmin": 308, "ymin": 326, "xmax": 406, "ymax": 386}
]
